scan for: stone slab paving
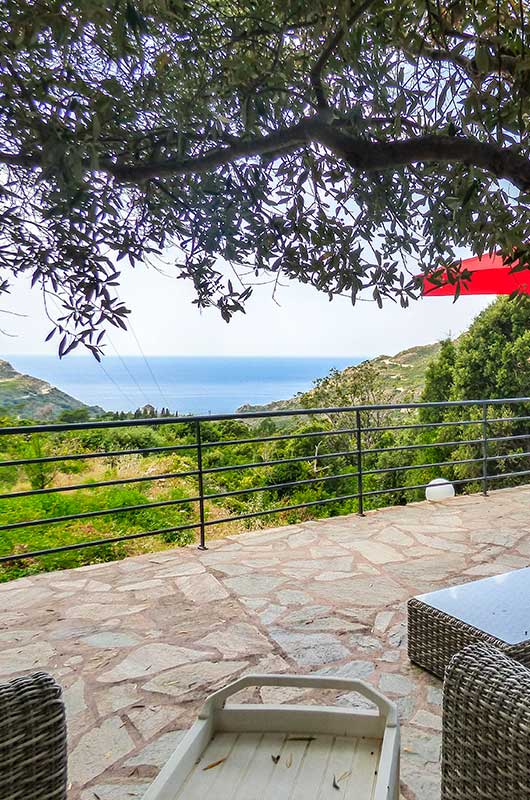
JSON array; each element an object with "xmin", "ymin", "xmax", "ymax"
[{"xmin": 2, "ymin": 485, "xmax": 530, "ymax": 800}]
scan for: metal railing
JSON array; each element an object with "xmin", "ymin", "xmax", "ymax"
[{"xmin": 0, "ymin": 397, "xmax": 529, "ymax": 564}]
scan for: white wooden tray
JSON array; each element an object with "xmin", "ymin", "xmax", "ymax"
[{"xmin": 142, "ymin": 674, "xmax": 400, "ymax": 800}]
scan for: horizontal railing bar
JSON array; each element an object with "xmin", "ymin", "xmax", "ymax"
[
  {"xmin": 0, "ymin": 442, "xmax": 197, "ymax": 469},
  {"xmin": 487, "ymin": 433, "xmax": 530, "ymax": 444},
  {"xmin": 1, "ymin": 395, "xmax": 529, "ymax": 566},
  {"xmin": 0, "ymin": 469, "xmax": 200, "ymax": 500},
  {"xmin": 1, "ymin": 397, "xmax": 529, "ymax": 436},
  {"xmin": 0, "ymin": 494, "xmax": 200, "ymax": 532},
  {"xmin": 3, "ymin": 466, "xmax": 530, "ymax": 563},
  {"xmin": 13, "ymin": 427, "xmax": 523, "ymax": 470},
  {"xmin": 362, "ymin": 438, "xmax": 483, "ymax": 456},
  {"xmin": 199, "ymin": 492, "xmax": 361, "ymax": 529},
  {"xmin": 363, "ymin": 474, "xmax": 489, "ymax": 498},
  {"xmin": 362, "ymin": 455, "xmax": 484, "ymax": 477},
  {"xmin": 202, "ymin": 449, "xmax": 359, "ymax": 476},
  {"xmin": 203, "ymin": 470, "xmax": 360, "ymax": 502},
  {"xmin": 362, "ymin": 418, "xmax": 485, "ymax": 434},
  {"xmin": 0, "ymin": 520, "xmax": 201, "ymax": 562},
  {"xmin": 486, "ymin": 468, "xmax": 530, "ymax": 481},
  {"xmin": 200, "ymin": 427, "xmax": 357, "ymax": 449},
  {"xmin": 486, "ymin": 450, "xmax": 530, "ymax": 462},
  {"xmin": 363, "ymin": 432, "xmax": 530, "ymax": 458},
  {"xmin": 486, "ymin": 415, "xmax": 530, "ymax": 425},
  {"xmin": 0, "ymin": 492, "xmax": 365, "ymax": 563}
]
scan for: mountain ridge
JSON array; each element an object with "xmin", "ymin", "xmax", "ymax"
[
  {"xmin": 237, "ymin": 340, "xmax": 444, "ymax": 413},
  {"xmin": 0, "ymin": 359, "xmax": 102, "ymax": 420}
]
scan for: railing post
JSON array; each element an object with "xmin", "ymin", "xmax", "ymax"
[
  {"xmin": 195, "ymin": 420, "xmax": 207, "ymax": 550},
  {"xmin": 481, "ymin": 402, "xmax": 488, "ymax": 496},
  {"xmin": 356, "ymin": 409, "xmax": 364, "ymax": 516}
]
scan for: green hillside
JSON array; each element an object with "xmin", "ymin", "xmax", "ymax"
[
  {"xmin": 238, "ymin": 340, "xmax": 444, "ymax": 414},
  {"xmin": 0, "ymin": 359, "xmax": 102, "ymax": 420},
  {"xmin": 363, "ymin": 341, "xmax": 444, "ymax": 400}
]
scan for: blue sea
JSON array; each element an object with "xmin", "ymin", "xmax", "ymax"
[{"xmin": 8, "ymin": 356, "xmax": 361, "ymax": 415}]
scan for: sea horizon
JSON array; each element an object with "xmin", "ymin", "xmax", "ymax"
[{"xmin": 7, "ymin": 354, "xmax": 363, "ymax": 415}]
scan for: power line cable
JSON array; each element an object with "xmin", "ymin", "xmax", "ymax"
[
  {"xmin": 128, "ymin": 321, "xmax": 171, "ymax": 411},
  {"xmin": 96, "ymin": 359, "xmax": 137, "ymax": 411},
  {"xmin": 107, "ymin": 334, "xmax": 152, "ymax": 407}
]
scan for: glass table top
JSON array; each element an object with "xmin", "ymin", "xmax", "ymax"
[{"xmin": 415, "ymin": 566, "xmax": 530, "ymax": 645}]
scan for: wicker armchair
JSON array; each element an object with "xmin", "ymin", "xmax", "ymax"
[
  {"xmin": 442, "ymin": 643, "xmax": 530, "ymax": 800},
  {"xmin": 0, "ymin": 672, "xmax": 67, "ymax": 800}
]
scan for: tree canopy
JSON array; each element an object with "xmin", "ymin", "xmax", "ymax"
[
  {"xmin": 1, "ymin": 0, "xmax": 529, "ymax": 355},
  {"xmin": 421, "ymin": 296, "xmax": 530, "ymax": 405}
]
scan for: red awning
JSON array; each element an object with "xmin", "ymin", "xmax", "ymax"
[{"xmin": 422, "ymin": 253, "xmax": 530, "ymax": 296}]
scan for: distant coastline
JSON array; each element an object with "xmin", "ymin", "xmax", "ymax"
[{"xmin": 6, "ymin": 355, "xmax": 361, "ymax": 416}]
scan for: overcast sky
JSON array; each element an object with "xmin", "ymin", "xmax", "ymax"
[{"xmin": 3, "ymin": 263, "xmax": 492, "ymax": 359}]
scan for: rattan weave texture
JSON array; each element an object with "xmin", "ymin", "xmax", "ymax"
[
  {"xmin": 407, "ymin": 597, "xmax": 530, "ymax": 677},
  {"xmin": 442, "ymin": 643, "xmax": 530, "ymax": 800},
  {"xmin": 0, "ymin": 672, "xmax": 67, "ymax": 800}
]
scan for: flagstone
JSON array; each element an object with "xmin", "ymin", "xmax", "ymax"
[
  {"xmin": 253, "ymin": 652, "xmax": 290, "ymax": 672},
  {"xmin": 411, "ymin": 709, "xmax": 443, "ymax": 731},
  {"xmin": 412, "ymin": 532, "xmax": 469, "ymax": 554},
  {"xmin": 379, "ymin": 673, "xmax": 414, "ymax": 696},
  {"xmin": 208, "ymin": 563, "xmax": 253, "ymax": 576},
  {"xmin": 98, "ymin": 644, "xmax": 212, "ymax": 682},
  {"xmin": 387, "ymin": 554, "xmax": 463, "ymax": 585},
  {"xmin": 463, "ymin": 554, "xmax": 530, "ymax": 576},
  {"xmin": 143, "ymin": 659, "xmax": 248, "ymax": 697},
  {"xmin": 84, "ymin": 580, "xmax": 113, "ymax": 592},
  {"xmin": 155, "ymin": 562, "xmax": 205, "ymax": 577},
  {"xmin": 223, "ymin": 574, "xmax": 287, "ymax": 596},
  {"xmin": 4, "ymin": 487, "xmax": 530, "ymax": 800},
  {"xmin": 314, "ymin": 574, "xmax": 406, "ymax": 607},
  {"xmin": 124, "ymin": 730, "xmax": 185, "ymax": 768},
  {"xmin": 0, "ymin": 642, "xmax": 55, "ymax": 676},
  {"xmin": 80, "ymin": 783, "xmax": 150, "ymax": 800},
  {"xmin": 379, "ymin": 650, "xmax": 401, "ymax": 662},
  {"xmin": 117, "ymin": 580, "xmax": 164, "ymax": 592},
  {"xmin": 64, "ymin": 677, "xmax": 87, "ymax": 720},
  {"xmin": 8, "ymin": 587, "xmax": 53, "ymax": 609},
  {"xmin": 69, "ymin": 717, "xmax": 135, "ymax": 786},
  {"xmin": 373, "ymin": 611, "xmax": 394, "ymax": 633},
  {"xmin": 350, "ymin": 540, "xmax": 404, "ymax": 564},
  {"xmin": 67, "ymin": 603, "xmax": 149, "ymax": 620},
  {"xmin": 0, "ymin": 628, "xmax": 38, "ymax": 644},
  {"xmin": 395, "ymin": 695, "xmax": 417, "ymax": 721},
  {"xmin": 314, "ymin": 570, "xmax": 354, "ymax": 582},
  {"xmin": 238, "ymin": 596, "xmax": 268, "ymax": 609},
  {"xmin": 269, "ymin": 630, "xmax": 349, "ymax": 666},
  {"xmin": 310, "ymin": 546, "xmax": 353, "ymax": 558},
  {"xmin": 127, "ymin": 705, "xmax": 181, "ymax": 739},
  {"xmin": 291, "ymin": 615, "xmax": 364, "ymax": 633},
  {"xmin": 175, "ymin": 572, "xmax": 228, "ymax": 603},
  {"xmin": 470, "ymin": 528, "xmax": 526, "ymax": 547},
  {"xmin": 260, "ymin": 684, "xmax": 309, "ymax": 704},
  {"xmin": 94, "ymin": 683, "xmax": 141, "ymax": 716},
  {"xmin": 258, "ymin": 604, "xmax": 286, "ymax": 624},
  {"xmin": 286, "ymin": 530, "xmax": 320, "ymax": 547},
  {"xmin": 317, "ymin": 660, "xmax": 375, "ymax": 680},
  {"xmin": 0, "ymin": 577, "xmax": 33, "ymax": 591},
  {"xmin": 427, "ymin": 686, "xmax": 443, "ymax": 706},
  {"xmin": 240, "ymin": 558, "xmax": 282, "ymax": 568},
  {"xmin": 81, "ymin": 632, "xmax": 141, "ymax": 648},
  {"xmin": 197, "ymin": 622, "xmax": 271, "ymax": 658},
  {"xmin": 276, "ymin": 589, "xmax": 313, "ymax": 605},
  {"xmin": 375, "ymin": 526, "xmax": 415, "ymax": 546}
]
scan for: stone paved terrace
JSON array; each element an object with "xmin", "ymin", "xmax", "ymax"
[{"xmin": 2, "ymin": 486, "xmax": 530, "ymax": 800}]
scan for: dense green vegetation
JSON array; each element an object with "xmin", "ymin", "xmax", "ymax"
[{"xmin": 1, "ymin": 299, "xmax": 529, "ymax": 582}]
